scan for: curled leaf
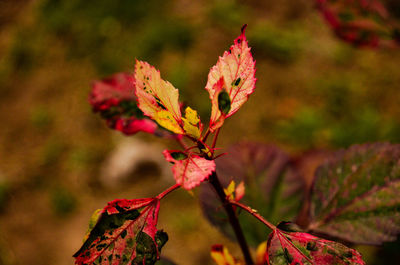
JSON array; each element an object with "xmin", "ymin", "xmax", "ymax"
[
  {"xmin": 163, "ymin": 150, "xmax": 215, "ymax": 190},
  {"xmin": 89, "ymin": 73, "xmax": 158, "ymax": 135},
  {"xmin": 309, "ymin": 142, "xmax": 400, "ymax": 245},
  {"xmin": 74, "ymin": 198, "xmax": 167, "ymax": 265},
  {"xmin": 267, "ymin": 226, "xmax": 365, "ymax": 265},
  {"xmin": 205, "ymin": 25, "xmax": 256, "ymax": 132}
]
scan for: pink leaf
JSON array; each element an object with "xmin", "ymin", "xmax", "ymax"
[
  {"xmin": 73, "ymin": 198, "xmax": 168, "ymax": 265},
  {"xmin": 89, "ymin": 73, "xmax": 135, "ymax": 111},
  {"xmin": 163, "ymin": 150, "xmax": 216, "ymax": 190},
  {"xmin": 266, "ymin": 227, "xmax": 365, "ymax": 265},
  {"xmin": 205, "ymin": 25, "xmax": 256, "ymax": 132},
  {"xmin": 112, "ymin": 118, "xmax": 157, "ymax": 135},
  {"xmin": 89, "ymin": 72, "xmax": 158, "ymax": 136}
]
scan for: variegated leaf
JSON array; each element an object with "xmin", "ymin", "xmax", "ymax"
[
  {"xmin": 74, "ymin": 198, "xmax": 168, "ymax": 265},
  {"xmin": 163, "ymin": 150, "xmax": 215, "ymax": 190},
  {"xmin": 267, "ymin": 226, "xmax": 365, "ymax": 265},
  {"xmin": 309, "ymin": 142, "xmax": 400, "ymax": 244},
  {"xmin": 205, "ymin": 25, "xmax": 256, "ymax": 132}
]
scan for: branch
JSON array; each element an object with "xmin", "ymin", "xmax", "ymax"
[
  {"xmin": 230, "ymin": 201, "xmax": 276, "ymax": 231},
  {"xmin": 156, "ymin": 183, "xmax": 181, "ymax": 200},
  {"xmin": 209, "ymin": 171, "xmax": 254, "ymax": 265}
]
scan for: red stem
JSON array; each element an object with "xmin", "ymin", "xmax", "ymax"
[
  {"xmin": 202, "ymin": 128, "xmax": 211, "ymax": 142},
  {"xmin": 156, "ymin": 184, "xmax": 181, "ymax": 200},
  {"xmin": 211, "ymin": 128, "xmax": 221, "ymax": 153},
  {"xmin": 230, "ymin": 201, "xmax": 276, "ymax": 231}
]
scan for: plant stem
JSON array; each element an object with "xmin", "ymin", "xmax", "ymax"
[
  {"xmin": 156, "ymin": 183, "xmax": 181, "ymax": 200},
  {"xmin": 211, "ymin": 128, "xmax": 221, "ymax": 151},
  {"xmin": 209, "ymin": 171, "xmax": 254, "ymax": 265},
  {"xmin": 230, "ymin": 201, "xmax": 276, "ymax": 230}
]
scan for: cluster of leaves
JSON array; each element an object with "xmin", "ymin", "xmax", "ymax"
[
  {"xmin": 76, "ymin": 23, "xmax": 400, "ymax": 265},
  {"xmin": 316, "ymin": 0, "xmax": 400, "ymax": 47},
  {"xmin": 76, "ymin": 26, "xmax": 256, "ymax": 264}
]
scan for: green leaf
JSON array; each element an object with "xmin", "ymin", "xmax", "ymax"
[{"xmin": 309, "ymin": 142, "xmax": 400, "ymax": 244}]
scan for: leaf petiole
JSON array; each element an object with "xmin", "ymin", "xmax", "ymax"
[
  {"xmin": 230, "ymin": 201, "xmax": 277, "ymax": 231},
  {"xmin": 156, "ymin": 183, "xmax": 181, "ymax": 200}
]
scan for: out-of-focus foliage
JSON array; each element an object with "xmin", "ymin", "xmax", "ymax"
[{"xmin": 316, "ymin": 0, "xmax": 400, "ymax": 48}]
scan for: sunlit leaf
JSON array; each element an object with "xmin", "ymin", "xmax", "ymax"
[
  {"xmin": 135, "ymin": 60, "xmax": 203, "ymax": 138},
  {"xmin": 163, "ymin": 150, "xmax": 215, "ymax": 190},
  {"xmin": 200, "ymin": 142, "xmax": 305, "ymax": 245},
  {"xmin": 135, "ymin": 60, "xmax": 183, "ymax": 134},
  {"xmin": 316, "ymin": 0, "xmax": 400, "ymax": 48},
  {"xmin": 74, "ymin": 198, "xmax": 168, "ymax": 265},
  {"xmin": 182, "ymin": 107, "xmax": 203, "ymax": 139},
  {"xmin": 309, "ymin": 142, "xmax": 400, "ymax": 244},
  {"xmin": 266, "ymin": 226, "xmax": 365, "ymax": 265},
  {"xmin": 89, "ymin": 73, "xmax": 158, "ymax": 135},
  {"xmin": 205, "ymin": 25, "xmax": 256, "ymax": 132}
]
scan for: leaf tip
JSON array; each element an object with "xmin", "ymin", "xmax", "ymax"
[{"xmin": 241, "ymin": 24, "xmax": 247, "ymax": 34}]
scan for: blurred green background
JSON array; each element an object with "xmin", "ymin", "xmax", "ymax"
[{"xmin": 0, "ymin": 0, "xmax": 400, "ymax": 264}]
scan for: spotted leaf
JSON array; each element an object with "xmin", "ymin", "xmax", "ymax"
[
  {"xmin": 163, "ymin": 150, "xmax": 215, "ymax": 190},
  {"xmin": 205, "ymin": 25, "xmax": 256, "ymax": 132},
  {"xmin": 89, "ymin": 73, "xmax": 158, "ymax": 135},
  {"xmin": 309, "ymin": 142, "xmax": 400, "ymax": 244},
  {"xmin": 73, "ymin": 198, "xmax": 168, "ymax": 265},
  {"xmin": 266, "ymin": 226, "xmax": 365, "ymax": 265},
  {"xmin": 135, "ymin": 61, "xmax": 203, "ymax": 139}
]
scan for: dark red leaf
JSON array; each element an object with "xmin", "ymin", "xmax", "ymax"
[
  {"xmin": 74, "ymin": 198, "xmax": 168, "ymax": 265},
  {"xmin": 309, "ymin": 143, "xmax": 400, "ymax": 244}
]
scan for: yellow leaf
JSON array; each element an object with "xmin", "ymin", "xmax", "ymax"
[
  {"xmin": 182, "ymin": 106, "xmax": 202, "ymax": 139},
  {"xmin": 211, "ymin": 245, "xmax": 238, "ymax": 265},
  {"xmin": 224, "ymin": 180, "xmax": 236, "ymax": 201},
  {"xmin": 154, "ymin": 110, "xmax": 184, "ymax": 134},
  {"xmin": 184, "ymin": 107, "xmax": 200, "ymax": 125},
  {"xmin": 135, "ymin": 60, "xmax": 184, "ymax": 134}
]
